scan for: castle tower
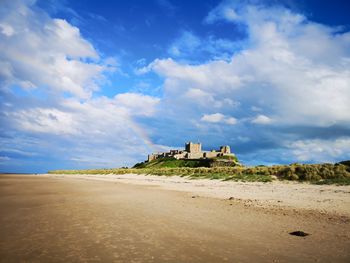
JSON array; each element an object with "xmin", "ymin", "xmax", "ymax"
[
  {"xmin": 148, "ymin": 154, "xmax": 157, "ymax": 162},
  {"xmin": 185, "ymin": 142, "xmax": 202, "ymax": 153},
  {"xmin": 220, "ymin": 145, "xmax": 231, "ymax": 154}
]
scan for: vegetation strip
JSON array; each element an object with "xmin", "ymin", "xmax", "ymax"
[{"xmin": 49, "ymin": 160, "xmax": 350, "ymax": 185}]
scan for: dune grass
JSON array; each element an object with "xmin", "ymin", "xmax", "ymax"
[{"xmin": 48, "ymin": 162, "xmax": 350, "ymax": 185}]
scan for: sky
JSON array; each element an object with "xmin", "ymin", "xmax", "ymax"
[{"xmin": 1, "ymin": 0, "xmax": 350, "ymax": 173}]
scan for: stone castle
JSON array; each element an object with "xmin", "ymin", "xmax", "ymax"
[{"xmin": 148, "ymin": 142, "xmax": 235, "ymax": 162}]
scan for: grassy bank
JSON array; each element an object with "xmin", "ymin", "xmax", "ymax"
[
  {"xmin": 133, "ymin": 158, "xmax": 212, "ymax": 168},
  {"xmin": 133, "ymin": 156, "xmax": 240, "ymax": 168},
  {"xmin": 49, "ymin": 162, "xmax": 350, "ymax": 185}
]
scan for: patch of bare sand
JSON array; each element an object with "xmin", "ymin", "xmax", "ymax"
[
  {"xmin": 46, "ymin": 173, "xmax": 350, "ymax": 217},
  {"xmin": 1, "ymin": 174, "xmax": 349, "ymax": 262}
]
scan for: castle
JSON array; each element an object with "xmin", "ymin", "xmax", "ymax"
[{"xmin": 147, "ymin": 142, "xmax": 235, "ymax": 162}]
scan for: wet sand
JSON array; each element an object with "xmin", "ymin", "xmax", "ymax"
[{"xmin": 0, "ymin": 174, "xmax": 349, "ymax": 262}]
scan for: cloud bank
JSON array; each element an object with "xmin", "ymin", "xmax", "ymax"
[
  {"xmin": 1, "ymin": 0, "xmax": 350, "ymax": 172},
  {"xmin": 139, "ymin": 0, "xmax": 350, "ymax": 163},
  {"xmin": 0, "ymin": 0, "xmax": 162, "ymax": 172}
]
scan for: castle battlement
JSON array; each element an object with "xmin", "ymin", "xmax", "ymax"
[{"xmin": 147, "ymin": 142, "xmax": 234, "ymax": 162}]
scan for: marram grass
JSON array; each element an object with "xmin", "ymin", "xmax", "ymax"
[{"xmin": 48, "ymin": 162, "xmax": 350, "ymax": 185}]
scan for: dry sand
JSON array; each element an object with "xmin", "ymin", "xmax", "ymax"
[
  {"xmin": 52, "ymin": 173, "xmax": 350, "ymax": 216},
  {"xmin": 0, "ymin": 173, "xmax": 349, "ymax": 262}
]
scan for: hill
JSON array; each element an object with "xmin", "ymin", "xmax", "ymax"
[{"xmin": 133, "ymin": 156, "xmax": 240, "ymax": 169}]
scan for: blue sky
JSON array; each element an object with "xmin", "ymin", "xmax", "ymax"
[{"xmin": 1, "ymin": 0, "xmax": 350, "ymax": 173}]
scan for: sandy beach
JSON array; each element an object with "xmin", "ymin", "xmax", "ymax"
[{"xmin": 1, "ymin": 173, "xmax": 349, "ymax": 262}]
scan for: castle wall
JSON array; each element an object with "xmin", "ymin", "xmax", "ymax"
[
  {"xmin": 204, "ymin": 151, "xmax": 221, "ymax": 158},
  {"xmin": 186, "ymin": 152, "xmax": 204, "ymax": 159},
  {"xmin": 174, "ymin": 152, "xmax": 186, "ymax": 159}
]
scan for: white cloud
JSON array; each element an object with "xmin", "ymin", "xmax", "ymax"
[
  {"xmin": 150, "ymin": 58, "xmax": 242, "ymax": 93},
  {"xmin": 167, "ymin": 30, "xmax": 241, "ymax": 61},
  {"xmin": 0, "ymin": 0, "xmax": 114, "ymax": 99},
  {"xmin": 251, "ymin": 114, "xmax": 272, "ymax": 125},
  {"xmin": 0, "ymin": 1, "xmax": 162, "ymax": 168},
  {"xmin": 201, "ymin": 113, "xmax": 237, "ymax": 125},
  {"xmin": 185, "ymin": 88, "xmax": 212, "ymax": 101},
  {"xmin": 205, "ymin": 2, "xmax": 239, "ymax": 24},
  {"xmin": 184, "ymin": 88, "xmax": 237, "ymax": 108},
  {"xmin": 289, "ymin": 138, "xmax": 350, "ymax": 162},
  {"xmin": 8, "ymin": 93, "xmax": 160, "ymax": 136},
  {"xmin": 0, "ymin": 23, "xmax": 14, "ymax": 36},
  {"xmin": 201, "ymin": 113, "xmax": 224, "ymax": 123},
  {"xmin": 12, "ymin": 108, "xmax": 79, "ymax": 135},
  {"xmin": 145, "ymin": 3, "xmax": 350, "ymax": 128},
  {"xmin": 168, "ymin": 31, "xmax": 201, "ymax": 56},
  {"xmin": 131, "ymin": 1, "xmax": 350, "ymax": 163},
  {"xmin": 2, "ymin": 0, "xmax": 350, "ymax": 169},
  {"xmin": 114, "ymin": 93, "xmax": 160, "ymax": 117},
  {"xmin": 3, "ymin": 92, "xmax": 163, "ymax": 167},
  {"xmin": 225, "ymin": 117, "xmax": 237, "ymax": 125}
]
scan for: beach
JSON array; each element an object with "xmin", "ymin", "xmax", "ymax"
[{"xmin": 0, "ymin": 173, "xmax": 349, "ymax": 262}]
